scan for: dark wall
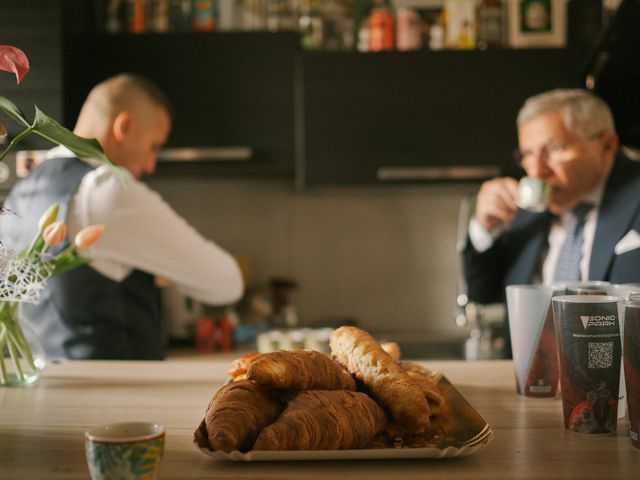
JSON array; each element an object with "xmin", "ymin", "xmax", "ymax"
[{"xmin": 0, "ymin": 0, "xmax": 63, "ymax": 149}]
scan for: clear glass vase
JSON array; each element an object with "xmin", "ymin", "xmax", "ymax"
[{"xmin": 0, "ymin": 302, "xmax": 47, "ymax": 386}]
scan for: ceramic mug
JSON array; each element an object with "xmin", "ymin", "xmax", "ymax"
[{"xmin": 85, "ymin": 422, "xmax": 165, "ymax": 480}]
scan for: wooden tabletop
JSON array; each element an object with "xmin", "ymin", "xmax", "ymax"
[{"xmin": 0, "ymin": 357, "xmax": 638, "ymax": 479}]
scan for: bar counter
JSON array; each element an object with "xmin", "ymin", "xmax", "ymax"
[{"xmin": 0, "ymin": 358, "xmax": 637, "ymax": 479}]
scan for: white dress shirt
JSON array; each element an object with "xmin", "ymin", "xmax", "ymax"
[
  {"xmin": 46, "ymin": 146, "xmax": 243, "ymax": 305},
  {"xmin": 468, "ymin": 182, "xmax": 606, "ymax": 285}
]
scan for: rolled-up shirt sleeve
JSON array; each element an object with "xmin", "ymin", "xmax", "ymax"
[{"xmin": 67, "ymin": 165, "xmax": 243, "ymax": 305}]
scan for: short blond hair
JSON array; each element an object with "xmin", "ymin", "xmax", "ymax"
[{"xmin": 75, "ymin": 73, "xmax": 172, "ymax": 135}]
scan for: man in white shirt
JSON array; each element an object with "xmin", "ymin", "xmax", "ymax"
[
  {"xmin": 462, "ymin": 89, "xmax": 640, "ymax": 357},
  {"xmin": 0, "ymin": 73, "xmax": 244, "ymax": 359}
]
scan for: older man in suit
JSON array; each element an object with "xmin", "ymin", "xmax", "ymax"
[{"xmin": 463, "ymin": 88, "xmax": 640, "ymax": 357}]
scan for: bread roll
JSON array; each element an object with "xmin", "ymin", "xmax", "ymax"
[{"xmin": 330, "ymin": 326, "xmax": 431, "ymax": 433}]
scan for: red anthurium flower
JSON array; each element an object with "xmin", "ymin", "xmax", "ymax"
[{"xmin": 0, "ymin": 45, "xmax": 30, "ymax": 84}]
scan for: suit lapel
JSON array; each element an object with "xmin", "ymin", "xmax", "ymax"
[{"xmin": 590, "ymin": 154, "xmax": 640, "ymax": 279}]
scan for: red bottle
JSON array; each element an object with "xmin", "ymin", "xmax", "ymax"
[{"xmin": 368, "ymin": 3, "xmax": 395, "ymax": 52}]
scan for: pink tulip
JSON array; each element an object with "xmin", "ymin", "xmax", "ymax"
[
  {"xmin": 43, "ymin": 221, "xmax": 67, "ymax": 247},
  {"xmin": 74, "ymin": 225, "xmax": 106, "ymax": 249}
]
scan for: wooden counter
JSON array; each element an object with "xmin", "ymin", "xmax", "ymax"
[{"xmin": 0, "ymin": 358, "xmax": 637, "ymax": 479}]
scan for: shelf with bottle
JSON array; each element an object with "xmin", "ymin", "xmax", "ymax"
[{"xmin": 94, "ymin": 0, "xmax": 595, "ymax": 54}]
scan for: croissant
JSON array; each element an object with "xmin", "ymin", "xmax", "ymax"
[
  {"xmin": 330, "ymin": 326, "xmax": 431, "ymax": 433},
  {"xmin": 203, "ymin": 379, "xmax": 282, "ymax": 452},
  {"xmin": 405, "ymin": 370, "xmax": 446, "ymax": 417},
  {"xmin": 246, "ymin": 349, "xmax": 357, "ymax": 392},
  {"xmin": 253, "ymin": 390, "xmax": 386, "ymax": 450},
  {"xmin": 227, "ymin": 351, "xmax": 262, "ymax": 381}
]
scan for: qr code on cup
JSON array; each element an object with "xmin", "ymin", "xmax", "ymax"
[{"xmin": 588, "ymin": 342, "xmax": 614, "ymax": 368}]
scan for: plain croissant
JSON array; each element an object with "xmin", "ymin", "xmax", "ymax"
[
  {"xmin": 330, "ymin": 326, "xmax": 431, "ymax": 433},
  {"xmin": 246, "ymin": 349, "xmax": 357, "ymax": 392},
  {"xmin": 227, "ymin": 351, "xmax": 262, "ymax": 381},
  {"xmin": 253, "ymin": 390, "xmax": 386, "ymax": 450},
  {"xmin": 203, "ymin": 379, "xmax": 282, "ymax": 452}
]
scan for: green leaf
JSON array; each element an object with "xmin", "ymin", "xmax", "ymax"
[
  {"xmin": 0, "ymin": 96, "xmax": 30, "ymax": 128},
  {"xmin": 51, "ymin": 253, "xmax": 91, "ymax": 276},
  {"xmin": 32, "ymin": 106, "xmax": 125, "ymax": 183}
]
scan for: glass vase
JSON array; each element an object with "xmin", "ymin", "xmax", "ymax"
[{"xmin": 0, "ymin": 302, "xmax": 47, "ymax": 386}]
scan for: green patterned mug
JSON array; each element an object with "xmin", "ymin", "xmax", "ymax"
[{"xmin": 85, "ymin": 422, "xmax": 165, "ymax": 480}]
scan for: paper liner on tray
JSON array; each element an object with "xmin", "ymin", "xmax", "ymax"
[{"xmin": 194, "ymin": 373, "xmax": 493, "ymax": 461}]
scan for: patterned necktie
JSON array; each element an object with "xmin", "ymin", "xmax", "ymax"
[{"xmin": 553, "ymin": 203, "xmax": 593, "ymax": 282}]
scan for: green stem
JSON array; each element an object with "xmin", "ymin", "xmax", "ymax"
[
  {"xmin": 0, "ymin": 126, "xmax": 33, "ymax": 162},
  {"xmin": 0, "ymin": 302, "xmax": 36, "ymax": 384},
  {"xmin": 7, "ymin": 321, "xmax": 35, "ymax": 370},
  {"xmin": 0, "ymin": 324, "xmax": 8, "ymax": 384},
  {"xmin": 7, "ymin": 340, "xmax": 24, "ymax": 382}
]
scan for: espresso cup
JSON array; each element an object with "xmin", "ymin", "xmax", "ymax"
[
  {"xmin": 516, "ymin": 177, "xmax": 551, "ymax": 212},
  {"xmin": 85, "ymin": 422, "xmax": 165, "ymax": 479}
]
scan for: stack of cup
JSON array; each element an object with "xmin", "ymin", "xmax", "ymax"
[{"xmin": 506, "ymin": 284, "xmax": 560, "ymax": 398}]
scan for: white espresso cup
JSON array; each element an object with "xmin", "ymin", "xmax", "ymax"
[{"xmin": 517, "ymin": 177, "xmax": 551, "ymax": 212}]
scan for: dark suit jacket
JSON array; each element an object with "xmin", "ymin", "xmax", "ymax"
[{"xmin": 463, "ymin": 152, "xmax": 640, "ymax": 355}]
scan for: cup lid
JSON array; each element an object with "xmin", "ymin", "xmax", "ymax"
[{"xmin": 552, "ymin": 294, "xmax": 619, "ymax": 303}]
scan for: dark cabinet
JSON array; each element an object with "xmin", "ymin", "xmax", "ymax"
[
  {"xmin": 296, "ymin": 48, "xmax": 582, "ymax": 186},
  {"xmin": 23, "ymin": 0, "xmax": 589, "ymax": 184},
  {"xmin": 63, "ymin": 32, "xmax": 299, "ymax": 177}
]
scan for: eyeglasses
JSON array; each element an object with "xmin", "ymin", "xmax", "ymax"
[{"xmin": 513, "ymin": 131, "xmax": 605, "ymax": 168}]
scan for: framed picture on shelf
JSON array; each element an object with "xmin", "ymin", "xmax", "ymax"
[{"xmin": 508, "ymin": 0, "xmax": 567, "ymax": 48}]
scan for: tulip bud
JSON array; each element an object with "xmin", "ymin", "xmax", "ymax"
[
  {"xmin": 74, "ymin": 224, "xmax": 105, "ymax": 249},
  {"xmin": 38, "ymin": 203, "xmax": 59, "ymax": 232},
  {"xmin": 43, "ymin": 221, "xmax": 67, "ymax": 247}
]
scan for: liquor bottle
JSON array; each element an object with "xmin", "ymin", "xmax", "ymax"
[
  {"xmin": 396, "ymin": 7, "xmax": 422, "ymax": 51},
  {"xmin": 299, "ymin": 0, "xmax": 323, "ymax": 49},
  {"xmin": 169, "ymin": 0, "xmax": 192, "ymax": 31},
  {"xmin": 192, "ymin": 0, "xmax": 217, "ymax": 31},
  {"xmin": 476, "ymin": 0, "xmax": 506, "ymax": 49},
  {"xmin": 368, "ymin": 0, "xmax": 394, "ymax": 52},
  {"xmin": 125, "ymin": 0, "xmax": 145, "ymax": 33}
]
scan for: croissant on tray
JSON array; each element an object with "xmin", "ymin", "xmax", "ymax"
[
  {"xmin": 227, "ymin": 351, "xmax": 262, "ymax": 381},
  {"xmin": 400, "ymin": 362, "xmax": 445, "ymax": 418},
  {"xmin": 202, "ymin": 379, "xmax": 283, "ymax": 453},
  {"xmin": 253, "ymin": 390, "xmax": 387, "ymax": 450},
  {"xmin": 246, "ymin": 349, "xmax": 357, "ymax": 392},
  {"xmin": 330, "ymin": 326, "xmax": 431, "ymax": 433}
]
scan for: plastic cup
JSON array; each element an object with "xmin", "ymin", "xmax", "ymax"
[
  {"xmin": 552, "ymin": 295, "xmax": 622, "ymax": 434},
  {"xmin": 506, "ymin": 284, "xmax": 560, "ymax": 397},
  {"xmin": 623, "ymin": 296, "xmax": 640, "ymax": 448}
]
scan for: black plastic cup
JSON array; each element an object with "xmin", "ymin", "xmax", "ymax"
[
  {"xmin": 623, "ymin": 296, "xmax": 640, "ymax": 448},
  {"xmin": 552, "ymin": 295, "xmax": 622, "ymax": 434}
]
